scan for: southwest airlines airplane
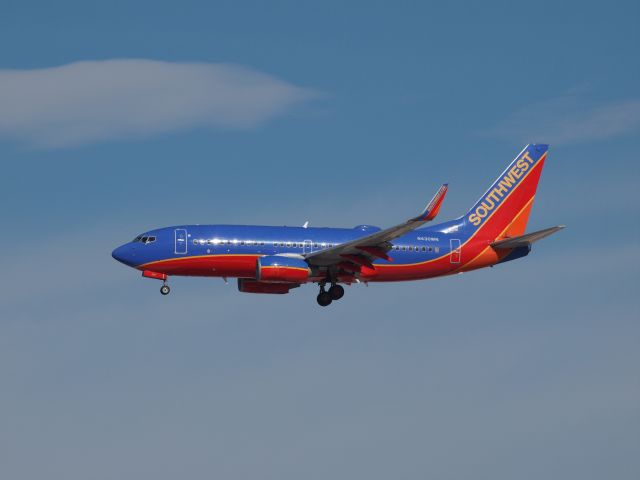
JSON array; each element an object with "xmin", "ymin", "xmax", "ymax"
[{"xmin": 112, "ymin": 144, "xmax": 563, "ymax": 306}]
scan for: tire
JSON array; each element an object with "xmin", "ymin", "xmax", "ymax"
[
  {"xmin": 328, "ymin": 284, "xmax": 344, "ymax": 300},
  {"xmin": 160, "ymin": 285, "xmax": 170, "ymax": 295},
  {"xmin": 317, "ymin": 291, "xmax": 332, "ymax": 307}
]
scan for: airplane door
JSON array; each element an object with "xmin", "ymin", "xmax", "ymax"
[
  {"xmin": 175, "ymin": 228, "xmax": 188, "ymax": 254},
  {"xmin": 303, "ymin": 239, "xmax": 313, "ymax": 255},
  {"xmin": 450, "ymin": 239, "xmax": 461, "ymax": 264}
]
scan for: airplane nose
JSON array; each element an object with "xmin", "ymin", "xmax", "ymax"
[{"xmin": 112, "ymin": 244, "xmax": 132, "ymax": 265}]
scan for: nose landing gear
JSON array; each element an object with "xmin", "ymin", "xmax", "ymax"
[{"xmin": 142, "ymin": 270, "xmax": 170, "ymax": 295}]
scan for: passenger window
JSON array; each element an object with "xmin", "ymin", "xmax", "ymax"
[
  {"xmin": 193, "ymin": 239, "xmax": 198, "ymax": 245},
  {"xmin": 422, "ymin": 246, "xmax": 426, "ymax": 252},
  {"xmin": 402, "ymin": 246, "xmax": 406, "ymax": 251},
  {"xmin": 286, "ymin": 242, "xmax": 291, "ymax": 247}
]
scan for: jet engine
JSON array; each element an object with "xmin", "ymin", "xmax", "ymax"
[
  {"xmin": 237, "ymin": 279, "xmax": 299, "ymax": 294},
  {"xmin": 256, "ymin": 255, "xmax": 311, "ymax": 283}
]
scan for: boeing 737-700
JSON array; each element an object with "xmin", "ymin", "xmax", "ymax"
[{"xmin": 112, "ymin": 144, "xmax": 563, "ymax": 306}]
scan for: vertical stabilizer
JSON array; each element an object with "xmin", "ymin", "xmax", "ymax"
[{"xmin": 464, "ymin": 144, "xmax": 548, "ymax": 241}]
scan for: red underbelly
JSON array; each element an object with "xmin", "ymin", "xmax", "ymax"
[{"xmin": 142, "ymin": 254, "xmax": 259, "ymax": 277}]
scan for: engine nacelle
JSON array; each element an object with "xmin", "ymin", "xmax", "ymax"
[
  {"xmin": 256, "ymin": 255, "xmax": 311, "ymax": 283},
  {"xmin": 237, "ymin": 279, "xmax": 298, "ymax": 294}
]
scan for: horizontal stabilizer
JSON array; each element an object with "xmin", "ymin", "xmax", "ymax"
[{"xmin": 491, "ymin": 225, "xmax": 565, "ymax": 249}]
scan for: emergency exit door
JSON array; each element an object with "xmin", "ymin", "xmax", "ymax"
[
  {"xmin": 450, "ymin": 239, "xmax": 461, "ymax": 264},
  {"xmin": 175, "ymin": 228, "xmax": 188, "ymax": 254}
]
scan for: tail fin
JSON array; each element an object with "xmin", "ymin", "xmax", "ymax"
[{"xmin": 464, "ymin": 144, "xmax": 548, "ymax": 241}]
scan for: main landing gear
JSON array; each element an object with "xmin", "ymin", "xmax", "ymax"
[
  {"xmin": 329, "ymin": 284, "xmax": 344, "ymax": 300},
  {"xmin": 316, "ymin": 282, "xmax": 345, "ymax": 307},
  {"xmin": 160, "ymin": 282, "xmax": 171, "ymax": 296}
]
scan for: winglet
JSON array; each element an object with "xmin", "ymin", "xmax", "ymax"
[{"xmin": 413, "ymin": 184, "xmax": 448, "ymax": 221}]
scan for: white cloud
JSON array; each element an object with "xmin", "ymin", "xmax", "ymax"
[
  {"xmin": 0, "ymin": 59, "xmax": 316, "ymax": 147},
  {"xmin": 480, "ymin": 95, "xmax": 640, "ymax": 145}
]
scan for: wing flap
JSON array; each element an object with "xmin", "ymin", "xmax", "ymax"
[{"xmin": 491, "ymin": 225, "xmax": 565, "ymax": 249}]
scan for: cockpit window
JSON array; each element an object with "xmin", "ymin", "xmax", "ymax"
[{"xmin": 134, "ymin": 235, "xmax": 156, "ymax": 244}]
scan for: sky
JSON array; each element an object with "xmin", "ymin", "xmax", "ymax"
[{"xmin": 0, "ymin": 1, "xmax": 639, "ymax": 479}]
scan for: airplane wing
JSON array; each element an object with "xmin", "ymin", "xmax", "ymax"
[
  {"xmin": 491, "ymin": 225, "xmax": 565, "ymax": 249},
  {"xmin": 304, "ymin": 184, "xmax": 448, "ymax": 269}
]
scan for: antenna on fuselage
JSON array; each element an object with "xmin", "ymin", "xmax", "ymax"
[{"xmin": 302, "ymin": 221, "xmax": 309, "ymax": 228}]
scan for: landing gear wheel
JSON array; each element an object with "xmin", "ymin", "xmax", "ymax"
[
  {"xmin": 317, "ymin": 291, "xmax": 332, "ymax": 307},
  {"xmin": 160, "ymin": 285, "xmax": 170, "ymax": 295},
  {"xmin": 328, "ymin": 284, "xmax": 344, "ymax": 300}
]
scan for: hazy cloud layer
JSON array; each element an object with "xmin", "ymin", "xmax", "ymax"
[
  {"xmin": 0, "ymin": 59, "xmax": 315, "ymax": 147},
  {"xmin": 480, "ymin": 96, "xmax": 640, "ymax": 145}
]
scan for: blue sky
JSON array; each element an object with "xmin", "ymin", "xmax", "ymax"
[{"xmin": 0, "ymin": 1, "xmax": 639, "ymax": 479}]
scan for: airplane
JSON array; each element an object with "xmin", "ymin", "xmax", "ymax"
[{"xmin": 112, "ymin": 144, "xmax": 564, "ymax": 306}]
